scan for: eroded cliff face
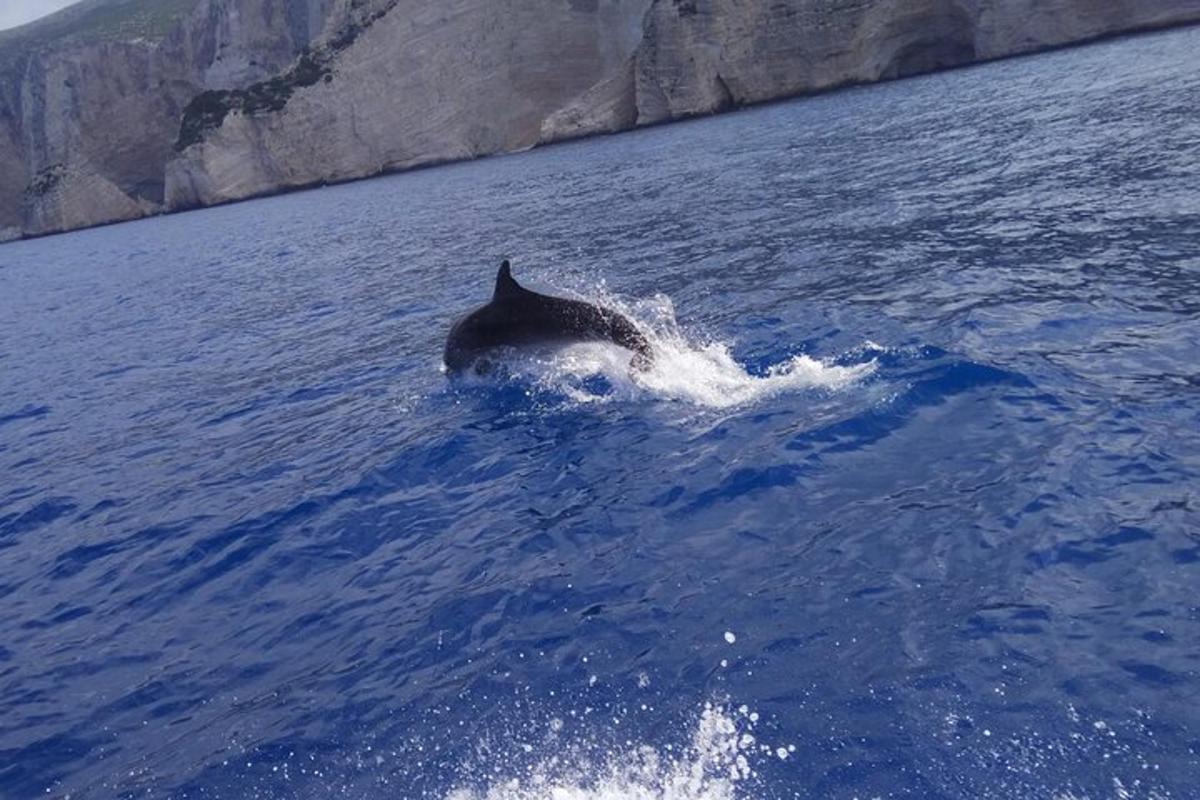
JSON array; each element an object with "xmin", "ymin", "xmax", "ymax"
[
  {"xmin": 631, "ymin": 0, "xmax": 1200, "ymax": 124},
  {"xmin": 165, "ymin": 0, "xmax": 653, "ymax": 208},
  {"xmin": 2, "ymin": 0, "xmax": 1199, "ymax": 241},
  {"xmin": 0, "ymin": 0, "xmax": 341, "ymax": 240}
]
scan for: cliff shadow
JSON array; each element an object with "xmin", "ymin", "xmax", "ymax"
[{"xmin": 876, "ymin": 1, "xmax": 977, "ymax": 80}]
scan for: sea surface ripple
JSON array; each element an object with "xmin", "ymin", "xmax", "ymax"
[{"xmin": 1, "ymin": 26, "xmax": 1198, "ymax": 800}]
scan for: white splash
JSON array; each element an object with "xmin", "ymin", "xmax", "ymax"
[
  {"xmin": 445, "ymin": 704, "xmax": 761, "ymax": 800},
  {"xmin": 631, "ymin": 339, "xmax": 871, "ymax": 410},
  {"xmin": 493, "ymin": 292, "xmax": 877, "ymax": 410}
]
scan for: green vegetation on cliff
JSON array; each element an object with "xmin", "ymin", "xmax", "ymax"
[{"xmin": 0, "ymin": 0, "xmax": 200, "ymax": 70}]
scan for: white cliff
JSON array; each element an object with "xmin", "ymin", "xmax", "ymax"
[
  {"xmin": 0, "ymin": 0, "xmax": 341, "ymax": 240},
  {"xmin": 2, "ymin": 0, "xmax": 1198, "ymax": 242},
  {"xmin": 631, "ymin": 0, "xmax": 1200, "ymax": 124}
]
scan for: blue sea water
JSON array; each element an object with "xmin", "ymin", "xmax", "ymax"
[{"xmin": 2, "ymin": 25, "xmax": 1200, "ymax": 800}]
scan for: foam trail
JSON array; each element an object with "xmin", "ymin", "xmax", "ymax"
[
  {"xmin": 446, "ymin": 704, "xmax": 763, "ymax": 800},
  {"xmin": 511, "ymin": 291, "xmax": 878, "ymax": 409}
]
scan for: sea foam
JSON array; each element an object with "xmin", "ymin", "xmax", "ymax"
[{"xmin": 465, "ymin": 290, "xmax": 877, "ymax": 410}]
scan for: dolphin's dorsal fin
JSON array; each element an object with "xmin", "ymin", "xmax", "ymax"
[{"xmin": 493, "ymin": 259, "xmax": 522, "ymax": 299}]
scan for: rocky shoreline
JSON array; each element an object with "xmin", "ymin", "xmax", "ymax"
[{"xmin": 3, "ymin": 0, "xmax": 1199, "ymax": 244}]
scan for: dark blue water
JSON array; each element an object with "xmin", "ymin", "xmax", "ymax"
[{"xmin": 2, "ymin": 26, "xmax": 1199, "ymax": 800}]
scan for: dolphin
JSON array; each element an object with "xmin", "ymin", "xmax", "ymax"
[{"xmin": 444, "ymin": 260, "xmax": 653, "ymax": 372}]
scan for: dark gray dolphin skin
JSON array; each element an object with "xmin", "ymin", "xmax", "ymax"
[{"xmin": 444, "ymin": 260, "xmax": 653, "ymax": 372}]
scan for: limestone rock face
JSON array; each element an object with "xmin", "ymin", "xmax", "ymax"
[
  {"xmin": 2, "ymin": 0, "xmax": 1199, "ymax": 242},
  {"xmin": 165, "ymin": 0, "xmax": 654, "ymax": 208},
  {"xmin": 539, "ymin": 57, "xmax": 641, "ymax": 143},
  {"xmin": 0, "ymin": 0, "xmax": 342, "ymax": 240},
  {"xmin": 631, "ymin": 0, "xmax": 1200, "ymax": 124},
  {"xmin": 4, "ymin": 39, "xmax": 194, "ymax": 237},
  {"xmin": 0, "ymin": 116, "xmax": 25, "ymax": 242}
]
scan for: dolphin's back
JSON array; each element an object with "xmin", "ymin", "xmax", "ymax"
[{"xmin": 443, "ymin": 261, "xmax": 652, "ymax": 371}]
